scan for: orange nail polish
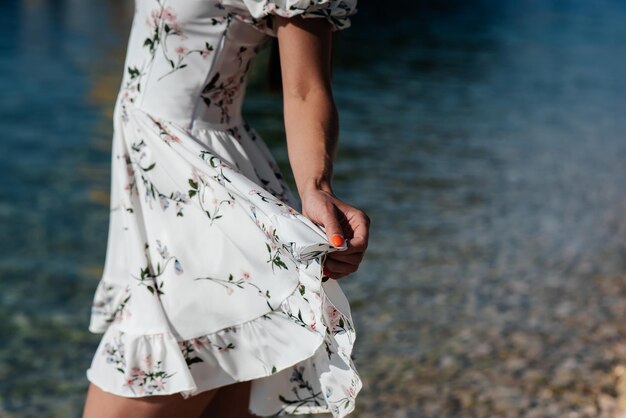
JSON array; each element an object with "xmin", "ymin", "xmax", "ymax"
[{"xmin": 330, "ymin": 234, "xmax": 344, "ymax": 247}]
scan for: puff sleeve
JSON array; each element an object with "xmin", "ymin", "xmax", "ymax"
[{"xmin": 232, "ymin": 0, "xmax": 358, "ymax": 37}]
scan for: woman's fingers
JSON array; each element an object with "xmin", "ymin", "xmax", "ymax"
[
  {"xmin": 343, "ymin": 235, "xmax": 367, "ymax": 254},
  {"xmin": 323, "ymin": 258, "xmax": 357, "ymax": 279},
  {"xmin": 323, "ymin": 253, "xmax": 364, "ymax": 279},
  {"xmin": 300, "ymin": 189, "xmax": 371, "ymax": 279},
  {"xmin": 324, "ymin": 205, "xmax": 371, "ymax": 279},
  {"xmin": 336, "ymin": 205, "xmax": 370, "ymax": 254},
  {"xmin": 326, "ymin": 251, "xmax": 363, "ymax": 266},
  {"xmin": 300, "ymin": 190, "xmax": 348, "ymax": 248}
]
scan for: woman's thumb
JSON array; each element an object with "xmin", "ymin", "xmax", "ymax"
[{"xmin": 321, "ymin": 206, "xmax": 345, "ymax": 248}]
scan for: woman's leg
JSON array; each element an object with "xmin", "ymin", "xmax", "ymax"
[
  {"xmin": 82, "ymin": 382, "xmax": 218, "ymax": 418},
  {"xmin": 199, "ymin": 381, "xmax": 255, "ymax": 418}
]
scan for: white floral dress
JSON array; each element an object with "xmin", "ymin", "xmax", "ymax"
[{"xmin": 85, "ymin": 0, "xmax": 361, "ymax": 417}]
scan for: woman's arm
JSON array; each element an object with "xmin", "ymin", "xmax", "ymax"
[
  {"xmin": 274, "ymin": 15, "xmax": 370, "ymax": 279},
  {"xmin": 274, "ymin": 15, "xmax": 336, "ymax": 199}
]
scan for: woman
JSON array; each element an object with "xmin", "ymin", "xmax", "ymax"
[{"xmin": 82, "ymin": 0, "xmax": 369, "ymax": 417}]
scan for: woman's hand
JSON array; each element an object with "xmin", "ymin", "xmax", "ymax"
[
  {"xmin": 300, "ymin": 188, "xmax": 370, "ymax": 280},
  {"xmin": 273, "ymin": 16, "xmax": 368, "ymax": 278}
]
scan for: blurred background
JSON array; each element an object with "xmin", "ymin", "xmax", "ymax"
[{"xmin": 2, "ymin": 0, "xmax": 626, "ymax": 417}]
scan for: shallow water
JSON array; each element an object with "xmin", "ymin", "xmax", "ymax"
[{"xmin": 1, "ymin": 0, "xmax": 626, "ymax": 417}]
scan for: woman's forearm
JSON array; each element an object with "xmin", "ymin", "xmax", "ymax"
[
  {"xmin": 283, "ymin": 86, "xmax": 339, "ymax": 198},
  {"xmin": 272, "ymin": 15, "xmax": 370, "ymax": 275}
]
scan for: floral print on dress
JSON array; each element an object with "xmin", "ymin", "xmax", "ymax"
[
  {"xmin": 199, "ymin": 45, "xmax": 261, "ymax": 124},
  {"xmin": 132, "ymin": 239, "xmax": 183, "ymax": 295},
  {"xmin": 103, "ymin": 331, "xmax": 176, "ymax": 396},
  {"xmin": 123, "ymin": 355, "xmax": 176, "ymax": 396},
  {"xmin": 125, "ymin": 138, "xmax": 190, "ymax": 215},
  {"xmin": 249, "ymin": 205, "xmax": 292, "ymax": 272},
  {"xmin": 121, "ymin": 0, "xmax": 215, "ymax": 106},
  {"xmin": 179, "ymin": 339, "xmax": 205, "ymax": 367},
  {"xmin": 275, "ymin": 366, "xmax": 325, "ymax": 415},
  {"xmin": 325, "ymin": 376, "xmax": 360, "ymax": 415},
  {"xmin": 198, "ymin": 150, "xmax": 237, "ymax": 184},
  {"xmin": 194, "ymin": 268, "xmax": 278, "ymax": 310},
  {"xmin": 91, "ymin": 282, "xmax": 132, "ymax": 326},
  {"xmin": 326, "ymin": 304, "xmax": 355, "ymax": 344},
  {"xmin": 249, "ymin": 188, "xmax": 299, "ymax": 218},
  {"xmin": 188, "ymin": 166, "xmax": 236, "ymax": 225}
]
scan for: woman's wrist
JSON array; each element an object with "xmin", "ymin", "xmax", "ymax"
[{"xmin": 298, "ymin": 177, "xmax": 335, "ymax": 198}]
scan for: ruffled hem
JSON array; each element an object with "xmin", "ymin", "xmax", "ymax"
[
  {"xmin": 86, "ymin": 255, "xmax": 361, "ymax": 417},
  {"xmin": 227, "ymin": 0, "xmax": 358, "ymax": 37}
]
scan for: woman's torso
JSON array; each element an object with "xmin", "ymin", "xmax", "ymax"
[{"xmin": 118, "ymin": 0, "xmax": 270, "ymax": 131}]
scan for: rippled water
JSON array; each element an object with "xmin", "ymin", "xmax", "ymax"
[{"xmin": 2, "ymin": 0, "xmax": 626, "ymax": 417}]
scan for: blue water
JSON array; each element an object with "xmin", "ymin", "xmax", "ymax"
[{"xmin": 1, "ymin": 0, "xmax": 626, "ymax": 416}]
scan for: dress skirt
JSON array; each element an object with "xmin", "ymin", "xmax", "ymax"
[{"xmin": 85, "ymin": 98, "xmax": 362, "ymax": 417}]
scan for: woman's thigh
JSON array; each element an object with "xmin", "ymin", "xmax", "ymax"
[
  {"xmin": 199, "ymin": 381, "xmax": 255, "ymax": 418},
  {"xmin": 82, "ymin": 382, "xmax": 218, "ymax": 418}
]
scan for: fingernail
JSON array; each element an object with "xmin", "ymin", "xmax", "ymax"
[
  {"xmin": 330, "ymin": 234, "xmax": 344, "ymax": 247},
  {"xmin": 323, "ymin": 267, "xmax": 330, "ymax": 275}
]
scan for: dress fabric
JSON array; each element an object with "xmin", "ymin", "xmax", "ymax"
[{"xmin": 85, "ymin": 0, "xmax": 361, "ymax": 417}]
